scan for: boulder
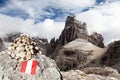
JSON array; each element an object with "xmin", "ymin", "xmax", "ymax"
[
  {"xmin": 0, "ymin": 34, "xmax": 62, "ymax": 80},
  {"xmin": 0, "ymin": 52, "xmax": 62, "ymax": 80}
]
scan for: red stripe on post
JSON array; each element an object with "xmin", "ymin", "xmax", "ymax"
[
  {"xmin": 20, "ymin": 61, "xmax": 28, "ymax": 73},
  {"xmin": 31, "ymin": 60, "xmax": 38, "ymax": 75}
]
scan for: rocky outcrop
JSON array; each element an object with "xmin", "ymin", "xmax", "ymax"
[
  {"xmin": 88, "ymin": 32, "xmax": 104, "ymax": 48},
  {"xmin": 56, "ymin": 16, "xmax": 104, "ymax": 47},
  {"xmin": 100, "ymin": 40, "xmax": 120, "ymax": 72},
  {"xmin": 48, "ymin": 38, "xmax": 56, "ymax": 56},
  {"xmin": 50, "ymin": 15, "xmax": 104, "ymax": 57},
  {"xmin": 32, "ymin": 37, "xmax": 51, "ymax": 56},
  {"xmin": 82, "ymin": 67, "xmax": 119, "ymax": 76},
  {"xmin": 55, "ymin": 39, "xmax": 105, "ymax": 71},
  {"xmin": 58, "ymin": 15, "xmax": 88, "ymax": 45},
  {"xmin": 3, "ymin": 33, "xmax": 21, "ymax": 42},
  {"xmin": 0, "ymin": 35, "xmax": 62, "ymax": 80},
  {"xmin": 61, "ymin": 67, "xmax": 120, "ymax": 80},
  {"xmin": 0, "ymin": 38, "xmax": 5, "ymax": 51},
  {"xmin": 0, "ymin": 52, "xmax": 62, "ymax": 80},
  {"xmin": 49, "ymin": 15, "xmax": 88, "ymax": 57}
]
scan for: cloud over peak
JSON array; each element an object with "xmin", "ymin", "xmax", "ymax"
[
  {"xmin": 0, "ymin": 0, "xmax": 120, "ymax": 45},
  {"xmin": 76, "ymin": 1, "xmax": 120, "ymax": 44},
  {"xmin": 0, "ymin": 13, "xmax": 64, "ymax": 40}
]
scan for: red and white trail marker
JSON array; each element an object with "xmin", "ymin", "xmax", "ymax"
[{"xmin": 20, "ymin": 60, "xmax": 38, "ymax": 75}]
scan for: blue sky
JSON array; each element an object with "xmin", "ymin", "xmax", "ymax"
[
  {"xmin": 0, "ymin": 0, "xmax": 118, "ymax": 22},
  {"xmin": 96, "ymin": 0, "xmax": 105, "ymax": 4},
  {"xmin": 0, "ymin": 0, "xmax": 117, "ymax": 21},
  {"xmin": 0, "ymin": 0, "xmax": 120, "ymax": 44},
  {"xmin": 0, "ymin": 0, "xmax": 8, "ymax": 7},
  {"xmin": 0, "ymin": 0, "xmax": 106, "ymax": 21}
]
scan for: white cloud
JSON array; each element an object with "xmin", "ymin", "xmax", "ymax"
[
  {"xmin": 0, "ymin": 0, "xmax": 96, "ymax": 19},
  {"xmin": 106, "ymin": 0, "xmax": 120, "ymax": 2},
  {"xmin": 0, "ymin": 14, "xmax": 64, "ymax": 41},
  {"xmin": 56, "ymin": 0, "xmax": 95, "ymax": 9},
  {"xmin": 0, "ymin": 0, "xmax": 95, "ymax": 41},
  {"xmin": 76, "ymin": 1, "xmax": 120, "ymax": 45},
  {"xmin": 0, "ymin": 0, "xmax": 120, "ymax": 45}
]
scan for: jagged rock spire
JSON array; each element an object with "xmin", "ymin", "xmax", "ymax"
[{"xmin": 58, "ymin": 15, "xmax": 88, "ymax": 45}]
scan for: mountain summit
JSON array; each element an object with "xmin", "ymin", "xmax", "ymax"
[
  {"xmin": 58, "ymin": 15, "xmax": 88, "ymax": 45},
  {"xmin": 50, "ymin": 15, "xmax": 104, "ymax": 58}
]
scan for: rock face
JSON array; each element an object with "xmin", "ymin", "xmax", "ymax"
[
  {"xmin": 82, "ymin": 67, "xmax": 119, "ymax": 76},
  {"xmin": 61, "ymin": 67, "xmax": 120, "ymax": 80},
  {"xmin": 3, "ymin": 32, "xmax": 21, "ymax": 42},
  {"xmin": 100, "ymin": 40, "xmax": 120, "ymax": 72},
  {"xmin": 55, "ymin": 39, "xmax": 105, "ymax": 71},
  {"xmin": 50, "ymin": 15, "xmax": 104, "ymax": 58},
  {"xmin": 58, "ymin": 16, "xmax": 88, "ymax": 45},
  {"xmin": 32, "ymin": 37, "xmax": 51, "ymax": 56},
  {"xmin": 0, "ymin": 52, "xmax": 62, "ymax": 80},
  {"xmin": 0, "ymin": 38, "xmax": 5, "ymax": 51},
  {"xmin": 50, "ymin": 16, "xmax": 88, "ymax": 56},
  {"xmin": 88, "ymin": 32, "xmax": 104, "ymax": 48},
  {"xmin": 48, "ymin": 38, "xmax": 56, "ymax": 56},
  {"xmin": 56, "ymin": 16, "xmax": 104, "ymax": 47},
  {"xmin": 0, "ymin": 35, "xmax": 62, "ymax": 80}
]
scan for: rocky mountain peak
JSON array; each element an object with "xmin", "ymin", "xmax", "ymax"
[
  {"xmin": 58, "ymin": 15, "xmax": 88, "ymax": 45},
  {"xmin": 58, "ymin": 16, "xmax": 105, "ymax": 48},
  {"xmin": 65, "ymin": 15, "xmax": 87, "ymax": 30},
  {"xmin": 50, "ymin": 16, "xmax": 104, "ymax": 58}
]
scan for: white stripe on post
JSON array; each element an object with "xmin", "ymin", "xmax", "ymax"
[{"xmin": 25, "ymin": 60, "xmax": 33, "ymax": 74}]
